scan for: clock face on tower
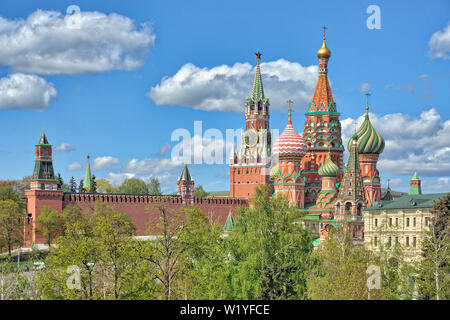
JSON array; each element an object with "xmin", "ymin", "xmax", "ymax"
[{"xmin": 243, "ymin": 129, "xmax": 258, "ymax": 147}]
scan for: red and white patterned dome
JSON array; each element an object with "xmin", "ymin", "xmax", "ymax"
[{"xmin": 272, "ymin": 119, "xmax": 307, "ymax": 157}]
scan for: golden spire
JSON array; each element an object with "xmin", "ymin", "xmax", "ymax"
[
  {"xmin": 365, "ymin": 92, "xmax": 370, "ymax": 115},
  {"xmin": 287, "ymin": 99, "xmax": 294, "ymax": 122},
  {"xmin": 317, "ymin": 26, "xmax": 331, "ymax": 59}
]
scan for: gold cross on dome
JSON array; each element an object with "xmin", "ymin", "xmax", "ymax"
[
  {"xmin": 287, "ymin": 99, "xmax": 294, "ymax": 120},
  {"xmin": 365, "ymin": 92, "xmax": 371, "ymax": 113},
  {"xmin": 322, "ymin": 26, "xmax": 327, "ymax": 39}
]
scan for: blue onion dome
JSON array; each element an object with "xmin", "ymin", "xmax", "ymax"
[
  {"xmin": 348, "ymin": 105, "xmax": 385, "ymax": 155},
  {"xmin": 270, "ymin": 162, "xmax": 280, "ymax": 179},
  {"xmin": 318, "ymin": 152, "xmax": 339, "ymax": 177}
]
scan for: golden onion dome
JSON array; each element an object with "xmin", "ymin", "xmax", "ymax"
[
  {"xmin": 270, "ymin": 162, "xmax": 280, "ymax": 179},
  {"xmin": 317, "ymin": 37, "xmax": 331, "ymax": 60}
]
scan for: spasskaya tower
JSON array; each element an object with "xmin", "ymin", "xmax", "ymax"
[{"xmin": 230, "ymin": 51, "xmax": 272, "ymax": 198}]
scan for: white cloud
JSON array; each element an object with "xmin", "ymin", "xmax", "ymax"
[
  {"xmin": 341, "ymin": 108, "xmax": 450, "ymax": 177},
  {"xmin": 147, "ymin": 59, "xmax": 318, "ymax": 112},
  {"xmin": 0, "ymin": 73, "xmax": 57, "ymax": 110},
  {"xmin": 0, "ymin": 9, "xmax": 155, "ymax": 75},
  {"xmin": 429, "ymin": 23, "xmax": 450, "ymax": 59},
  {"xmin": 106, "ymin": 172, "xmax": 135, "ymax": 186},
  {"xmin": 67, "ymin": 162, "xmax": 82, "ymax": 171},
  {"xmin": 54, "ymin": 142, "xmax": 75, "ymax": 153},
  {"xmin": 93, "ymin": 156, "xmax": 119, "ymax": 171},
  {"xmin": 359, "ymin": 82, "xmax": 372, "ymax": 92}
]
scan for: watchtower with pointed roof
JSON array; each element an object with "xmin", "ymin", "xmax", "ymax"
[
  {"xmin": 177, "ymin": 164, "xmax": 194, "ymax": 204},
  {"xmin": 230, "ymin": 51, "xmax": 272, "ymax": 199},
  {"xmin": 409, "ymin": 171, "xmax": 422, "ymax": 195},
  {"xmin": 30, "ymin": 130, "xmax": 58, "ymax": 191}
]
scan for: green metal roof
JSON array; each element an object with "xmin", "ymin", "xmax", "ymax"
[
  {"xmin": 178, "ymin": 164, "xmax": 192, "ymax": 182},
  {"xmin": 366, "ymin": 193, "xmax": 448, "ymax": 211},
  {"xmin": 312, "ymin": 237, "xmax": 321, "ymax": 247},
  {"xmin": 302, "ymin": 213, "xmax": 321, "ymax": 221},
  {"xmin": 38, "ymin": 129, "xmax": 49, "ymax": 145},
  {"xmin": 223, "ymin": 212, "xmax": 234, "ymax": 232},
  {"xmin": 84, "ymin": 156, "xmax": 92, "ymax": 191},
  {"xmin": 250, "ymin": 59, "xmax": 264, "ymax": 103}
]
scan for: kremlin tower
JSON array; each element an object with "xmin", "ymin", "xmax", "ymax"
[
  {"xmin": 272, "ymin": 101, "xmax": 307, "ymax": 207},
  {"xmin": 177, "ymin": 164, "xmax": 194, "ymax": 204},
  {"xmin": 230, "ymin": 51, "xmax": 272, "ymax": 199},
  {"xmin": 29, "ymin": 130, "xmax": 58, "ymax": 191},
  {"xmin": 301, "ymin": 27, "xmax": 343, "ymax": 205}
]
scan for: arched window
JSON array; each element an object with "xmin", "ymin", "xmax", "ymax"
[
  {"xmin": 357, "ymin": 203, "xmax": 363, "ymax": 217},
  {"xmin": 345, "ymin": 202, "xmax": 352, "ymax": 214}
]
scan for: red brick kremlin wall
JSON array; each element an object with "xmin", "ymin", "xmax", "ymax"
[{"xmin": 25, "ymin": 191, "xmax": 247, "ymax": 246}]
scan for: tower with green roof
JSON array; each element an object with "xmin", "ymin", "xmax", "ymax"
[
  {"xmin": 230, "ymin": 50, "xmax": 272, "ymax": 199},
  {"xmin": 30, "ymin": 130, "xmax": 58, "ymax": 191},
  {"xmin": 84, "ymin": 155, "xmax": 92, "ymax": 193},
  {"xmin": 409, "ymin": 171, "xmax": 422, "ymax": 195}
]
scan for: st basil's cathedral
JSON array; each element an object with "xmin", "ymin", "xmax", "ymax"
[{"xmin": 230, "ymin": 29, "xmax": 386, "ymax": 245}]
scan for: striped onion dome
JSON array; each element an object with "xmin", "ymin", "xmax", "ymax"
[
  {"xmin": 318, "ymin": 153, "xmax": 339, "ymax": 177},
  {"xmin": 273, "ymin": 116, "xmax": 307, "ymax": 157},
  {"xmin": 270, "ymin": 162, "xmax": 280, "ymax": 179},
  {"xmin": 349, "ymin": 106, "xmax": 385, "ymax": 155}
]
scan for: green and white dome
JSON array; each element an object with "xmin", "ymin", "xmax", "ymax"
[
  {"xmin": 349, "ymin": 106, "xmax": 385, "ymax": 155},
  {"xmin": 318, "ymin": 153, "xmax": 339, "ymax": 177}
]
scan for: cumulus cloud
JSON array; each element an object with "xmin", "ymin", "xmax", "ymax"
[
  {"xmin": 93, "ymin": 156, "xmax": 119, "ymax": 171},
  {"xmin": 341, "ymin": 108, "xmax": 450, "ymax": 177},
  {"xmin": 429, "ymin": 23, "xmax": 450, "ymax": 59},
  {"xmin": 0, "ymin": 73, "xmax": 57, "ymax": 110},
  {"xmin": 0, "ymin": 9, "xmax": 155, "ymax": 75},
  {"xmin": 67, "ymin": 162, "xmax": 82, "ymax": 171},
  {"xmin": 54, "ymin": 142, "xmax": 75, "ymax": 153},
  {"xmin": 147, "ymin": 59, "xmax": 318, "ymax": 112},
  {"xmin": 359, "ymin": 82, "xmax": 372, "ymax": 92},
  {"xmin": 105, "ymin": 132, "xmax": 240, "ymax": 191}
]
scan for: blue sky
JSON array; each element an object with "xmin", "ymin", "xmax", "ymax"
[{"xmin": 0, "ymin": 0, "xmax": 449, "ymax": 193}]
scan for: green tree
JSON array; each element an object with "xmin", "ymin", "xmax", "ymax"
[
  {"xmin": 96, "ymin": 179, "xmax": 116, "ymax": 194},
  {"xmin": 61, "ymin": 204, "xmax": 86, "ymax": 232},
  {"xmin": 417, "ymin": 195, "xmax": 449, "ymax": 300},
  {"xmin": 36, "ymin": 217, "xmax": 100, "ymax": 299},
  {"xmin": 35, "ymin": 206, "xmax": 63, "ymax": 247},
  {"xmin": 117, "ymin": 178, "xmax": 149, "ymax": 194},
  {"xmin": 91, "ymin": 202, "xmax": 137, "ymax": 298},
  {"xmin": 225, "ymin": 186, "xmax": 314, "ymax": 300},
  {"xmin": 148, "ymin": 178, "xmax": 162, "ymax": 195},
  {"xmin": 36, "ymin": 202, "xmax": 145, "ymax": 300},
  {"xmin": 193, "ymin": 185, "xmax": 208, "ymax": 197},
  {"xmin": 140, "ymin": 206, "xmax": 215, "ymax": 299},
  {"xmin": 69, "ymin": 177, "xmax": 77, "ymax": 193},
  {"xmin": 57, "ymin": 173, "xmax": 64, "ymax": 190},
  {"xmin": 91, "ymin": 175, "xmax": 97, "ymax": 194},
  {"xmin": 0, "ymin": 200, "xmax": 25, "ymax": 256},
  {"xmin": 78, "ymin": 179, "xmax": 85, "ymax": 193},
  {"xmin": 306, "ymin": 223, "xmax": 390, "ymax": 300}
]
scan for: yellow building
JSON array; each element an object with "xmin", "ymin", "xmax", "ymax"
[{"xmin": 363, "ymin": 192, "xmax": 448, "ymax": 261}]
